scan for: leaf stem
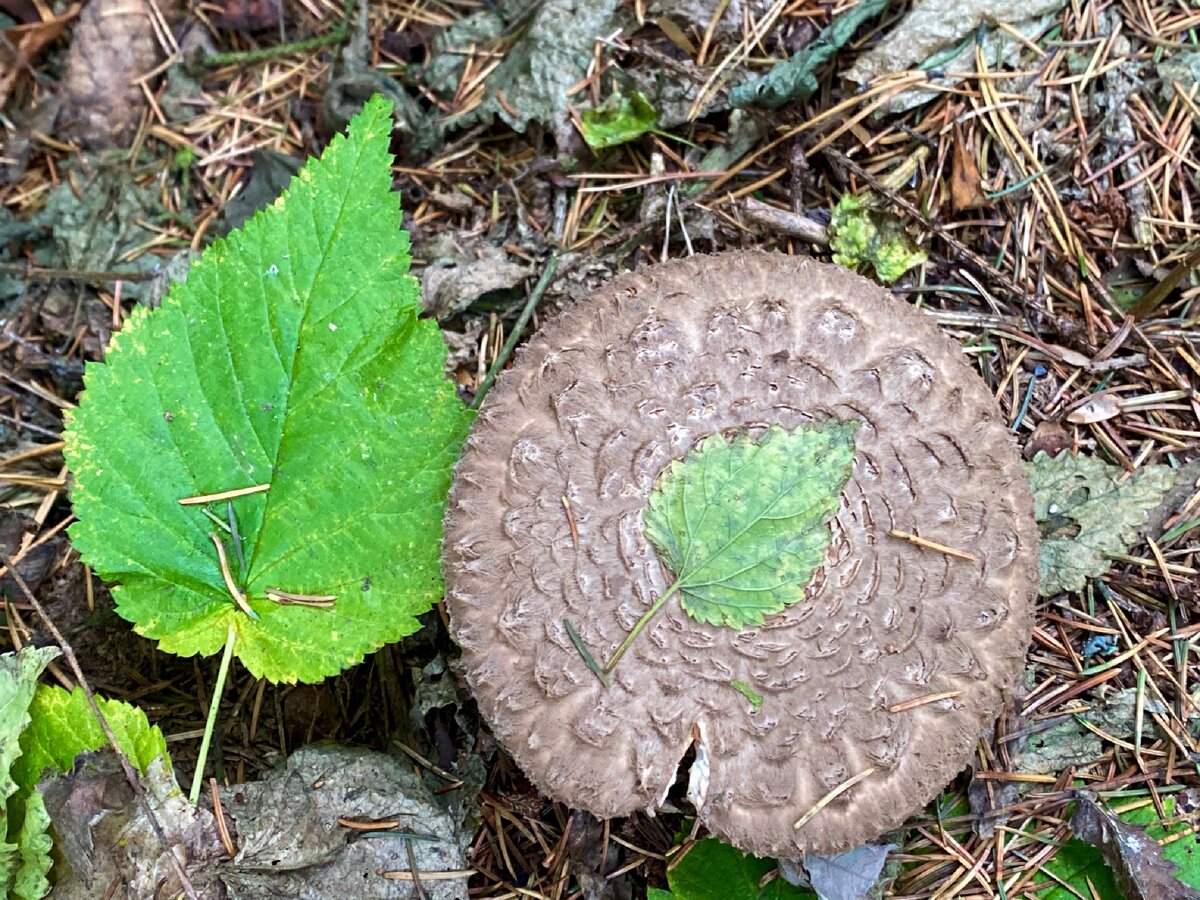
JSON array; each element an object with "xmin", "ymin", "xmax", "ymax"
[
  {"xmin": 602, "ymin": 580, "xmax": 682, "ymax": 674},
  {"xmin": 189, "ymin": 623, "xmax": 236, "ymax": 805},
  {"xmin": 470, "ymin": 252, "xmax": 560, "ymax": 411}
]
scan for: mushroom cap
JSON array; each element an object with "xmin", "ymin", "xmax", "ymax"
[{"xmin": 444, "ymin": 251, "xmax": 1036, "ymax": 856}]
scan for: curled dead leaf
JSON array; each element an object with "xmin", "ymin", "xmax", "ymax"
[
  {"xmin": 950, "ymin": 123, "xmax": 986, "ymax": 212},
  {"xmin": 0, "ymin": 7, "xmax": 79, "ymax": 108},
  {"xmin": 1066, "ymin": 393, "xmax": 1122, "ymax": 424}
]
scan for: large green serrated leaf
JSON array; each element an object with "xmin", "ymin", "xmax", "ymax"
[
  {"xmin": 643, "ymin": 422, "xmax": 857, "ymax": 629},
  {"xmin": 1027, "ymin": 451, "xmax": 1175, "ymax": 596},
  {"xmin": 64, "ymin": 96, "xmax": 474, "ymax": 682}
]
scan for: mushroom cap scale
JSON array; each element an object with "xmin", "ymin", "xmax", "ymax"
[{"xmin": 444, "ymin": 251, "xmax": 1036, "ymax": 856}]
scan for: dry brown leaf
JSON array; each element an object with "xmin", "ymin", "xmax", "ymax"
[
  {"xmin": 950, "ymin": 123, "xmax": 986, "ymax": 212},
  {"xmin": 0, "ymin": 8, "xmax": 79, "ymax": 108},
  {"xmin": 1066, "ymin": 393, "xmax": 1122, "ymax": 425}
]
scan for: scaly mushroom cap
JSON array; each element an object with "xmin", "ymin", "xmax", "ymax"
[{"xmin": 444, "ymin": 251, "xmax": 1036, "ymax": 856}]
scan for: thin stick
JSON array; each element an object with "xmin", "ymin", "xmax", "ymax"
[
  {"xmin": 470, "ymin": 252, "xmax": 560, "ymax": 411},
  {"xmin": 0, "ymin": 551, "xmax": 200, "ymax": 899},
  {"xmin": 378, "ymin": 869, "xmax": 475, "ymax": 881},
  {"xmin": 888, "ymin": 530, "xmax": 977, "ymax": 562},
  {"xmin": 793, "ymin": 767, "xmax": 877, "ymax": 831},
  {"xmin": 562, "ymin": 496, "xmax": 579, "ymax": 550},
  {"xmin": 0, "ymin": 261, "xmax": 156, "ymax": 283},
  {"xmin": 0, "ymin": 441, "xmax": 66, "ymax": 467},
  {"xmin": 889, "ymin": 691, "xmax": 964, "ymax": 713},
  {"xmin": 405, "ymin": 839, "xmax": 428, "ymax": 900},
  {"xmin": 265, "ymin": 588, "xmax": 337, "ymax": 608},
  {"xmin": 179, "ymin": 483, "xmax": 269, "ymax": 505},
  {"xmin": 189, "ymin": 623, "xmax": 236, "ymax": 805},
  {"xmin": 210, "ymin": 776, "xmax": 237, "ymax": 858}
]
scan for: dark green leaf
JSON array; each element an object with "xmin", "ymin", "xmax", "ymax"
[
  {"xmin": 667, "ymin": 838, "xmax": 815, "ymax": 900},
  {"xmin": 731, "ymin": 0, "xmax": 890, "ymax": 108}
]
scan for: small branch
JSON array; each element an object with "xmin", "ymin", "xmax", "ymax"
[
  {"xmin": 470, "ymin": 252, "xmax": 560, "ymax": 411},
  {"xmin": 888, "ymin": 690, "xmax": 963, "ymax": 713},
  {"xmin": 0, "ymin": 261, "xmax": 156, "ymax": 284},
  {"xmin": 200, "ymin": 27, "xmax": 349, "ymax": 68},
  {"xmin": 0, "ymin": 551, "xmax": 200, "ymax": 900},
  {"xmin": 265, "ymin": 588, "xmax": 336, "ymax": 608}
]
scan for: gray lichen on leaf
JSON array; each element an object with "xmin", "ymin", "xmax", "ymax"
[{"xmin": 1027, "ymin": 451, "xmax": 1175, "ymax": 596}]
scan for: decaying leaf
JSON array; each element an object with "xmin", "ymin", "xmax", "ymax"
[
  {"xmin": 41, "ymin": 755, "xmax": 224, "ymax": 899},
  {"xmin": 949, "ymin": 123, "xmax": 986, "ymax": 212},
  {"xmin": 1069, "ymin": 793, "xmax": 1200, "ymax": 900},
  {"xmin": 1040, "ymin": 793, "xmax": 1200, "ymax": 899},
  {"xmin": 1065, "ymin": 393, "xmax": 1122, "ymax": 425},
  {"xmin": 1026, "ymin": 451, "xmax": 1176, "ymax": 596},
  {"xmin": 800, "ymin": 844, "xmax": 896, "ymax": 900},
  {"xmin": 414, "ymin": 231, "xmax": 533, "ymax": 320},
  {"xmin": 217, "ymin": 149, "xmax": 303, "ymax": 235},
  {"xmin": 419, "ymin": 0, "xmax": 622, "ymax": 142},
  {"xmin": 843, "ymin": 0, "xmax": 1065, "ymax": 114},
  {"xmin": 25, "ymin": 168, "xmax": 163, "ymax": 300},
  {"xmin": 643, "ymin": 422, "xmax": 857, "ymax": 629},
  {"xmin": 1158, "ymin": 50, "xmax": 1200, "ymax": 102},
  {"xmin": 828, "ymin": 194, "xmax": 926, "ymax": 284},
  {"xmin": 219, "ymin": 745, "xmax": 472, "ymax": 900}
]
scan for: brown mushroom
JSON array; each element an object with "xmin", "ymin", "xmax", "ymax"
[{"xmin": 444, "ymin": 251, "xmax": 1036, "ymax": 856}]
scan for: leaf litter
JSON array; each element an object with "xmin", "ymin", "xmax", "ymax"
[
  {"xmin": 1028, "ymin": 451, "xmax": 1177, "ymax": 596},
  {"xmin": 5, "ymin": 0, "xmax": 1200, "ymax": 897}
]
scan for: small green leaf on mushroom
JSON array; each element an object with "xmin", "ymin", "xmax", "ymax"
[{"xmin": 583, "ymin": 421, "xmax": 857, "ymax": 676}]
